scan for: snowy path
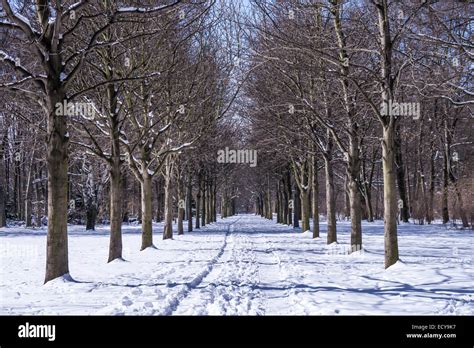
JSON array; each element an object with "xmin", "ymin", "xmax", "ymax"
[{"xmin": 0, "ymin": 214, "xmax": 472, "ymax": 315}]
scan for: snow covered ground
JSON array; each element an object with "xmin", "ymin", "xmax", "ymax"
[{"xmin": 0, "ymin": 214, "xmax": 472, "ymax": 315}]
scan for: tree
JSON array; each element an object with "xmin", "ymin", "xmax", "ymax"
[{"xmin": 0, "ymin": 0, "xmax": 183, "ymax": 281}]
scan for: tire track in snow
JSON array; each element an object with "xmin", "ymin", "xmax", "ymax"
[
  {"xmin": 96, "ymin": 218, "xmax": 240, "ymax": 315},
  {"xmin": 174, "ymin": 225, "xmax": 265, "ymax": 315},
  {"xmin": 155, "ymin": 217, "xmax": 242, "ymax": 315}
]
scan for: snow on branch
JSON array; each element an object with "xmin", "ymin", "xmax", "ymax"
[
  {"xmin": 1, "ymin": 0, "xmax": 39, "ymax": 36},
  {"xmin": 0, "ymin": 19, "xmax": 20, "ymax": 30},
  {"xmin": 0, "ymin": 50, "xmax": 46, "ymax": 90},
  {"xmin": 116, "ymin": 1, "xmax": 182, "ymax": 14}
]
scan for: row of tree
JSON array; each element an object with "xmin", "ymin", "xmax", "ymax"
[
  {"xmin": 0, "ymin": 0, "xmax": 246, "ymax": 282},
  {"xmin": 240, "ymin": 0, "xmax": 472, "ymax": 268},
  {"xmin": 0, "ymin": 0, "xmax": 472, "ymax": 284}
]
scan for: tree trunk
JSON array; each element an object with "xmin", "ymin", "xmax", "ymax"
[
  {"xmin": 294, "ymin": 159, "xmax": 311, "ymax": 232},
  {"xmin": 210, "ymin": 182, "xmax": 214, "ymax": 220},
  {"xmin": 108, "ymin": 159, "xmax": 123, "ymax": 261},
  {"xmin": 276, "ymin": 182, "xmax": 281, "ymax": 223},
  {"xmin": 451, "ymin": 176, "xmax": 468, "ymax": 227},
  {"xmin": 344, "ymin": 176, "xmax": 350, "ymax": 221},
  {"xmin": 187, "ymin": 173, "xmax": 193, "ymax": 232},
  {"xmin": 361, "ymin": 156, "xmax": 374, "ymax": 222},
  {"xmin": 282, "ymin": 180, "xmax": 288, "ymax": 225},
  {"xmin": 201, "ymin": 179, "xmax": 206, "ymax": 226},
  {"xmin": 311, "ymin": 157, "xmax": 319, "ymax": 238},
  {"xmin": 395, "ymin": 127, "xmax": 409, "ymax": 222},
  {"xmin": 213, "ymin": 180, "xmax": 217, "ymax": 221},
  {"xmin": 426, "ymin": 107, "xmax": 436, "ymax": 225},
  {"xmin": 163, "ymin": 165, "xmax": 173, "ymax": 240},
  {"xmin": 222, "ymin": 191, "xmax": 228, "ymax": 218},
  {"xmin": 155, "ymin": 178, "xmax": 163, "ymax": 222},
  {"xmin": 34, "ymin": 165, "xmax": 43, "ymax": 227},
  {"xmin": 231, "ymin": 193, "xmax": 236, "ymax": 215},
  {"xmin": 263, "ymin": 191, "xmax": 268, "ymax": 219},
  {"xmin": 442, "ymin": 146, "xmax": 450, "ymax": 223},
  {"xmin": 443, "ymin": 120, "xmax": 468, "ymax": 227},
  {"xmin": 348, "ymin": 140, "xmax": 362, "ymax": 252},
  {"xmin": 195, "ymin": 177, "xmax": 201, "ymax": 229},
  {"xmin": 324, "ymin": 155, "xmax": 337, "ymax": 244},
  {"xmin": 13, "ymin": 150, "xmax": 21, "ymax": 219},
  {"xmin": 108, "ymin": 105, "xmax": 123, "ymax": 262},
  {"xmin": 376, "ymin": 0, "xmax": 399, "ymax": 268},
  {"xmin": 177, "ymin": 175, "xmax": 184, "ymax": 235},
  {"xmin": 286, "ymin": 169, "xmax": 292, "ymax": 226},
  {"xmin": 293, "ymin": 184, "xmax": 300, "ymax": 228},
  {"xmin": 382, "ymin": 124, "xmax": 399, "ymax": 268},
  {"xmin": 205, "ymin": 181, "xmax": 211, "ymax": 224},
  {"xmin": 416, "ymin": 124, "xmax": 428, "ymax": 224},
  {"xmin": 363, "ymin": 187, "xmax": 374, "ymax": 222},
  {"xmin": 348, "ymin": 175, "xmax": 362, "ymax": 251},
  {"xmin": 266, "ymin": 178, "xmax": 272, "ymax": 219},
  {"xmin": 267, "ymin": 192, "xmax": 271, "ymax": 219},
  {"xmin": 24, "ymin": 191, "xmax": 32, "ymax": 227},
  {"xmin": 300, "ymin": 188, "xmax": 310, "ymax": 232},
  {"xmin": 24, "ymin": 196, "xmax": 32, "ymax": 226},
  {"xmin": 427, "ymin": 148, "xmax": 435, "ymax": 224},
  {"xmin": 0, "ymin": 132, "xmax": 6, "ymax": 227},
  {"xmin": 45, "ymin": 91, "xmax": 70, "ymax": 283},
  {"xmin": 140, "ymin": 173, "xmax": 153, "ymax": 248},
  {"xmin": 85, "ymin": 200, "xmax": 97, "ymax": 231}
]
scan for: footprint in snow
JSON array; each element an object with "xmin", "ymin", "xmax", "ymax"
[
  {"xmin": 131, "ymin": 288, "xmax": 143, "ymax": 295},
  {"xmin": 121, "ymin": 296, "xmax": 133, "ymax": 306}
]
